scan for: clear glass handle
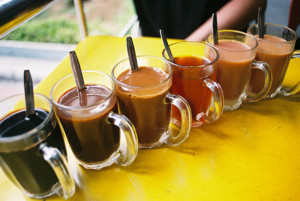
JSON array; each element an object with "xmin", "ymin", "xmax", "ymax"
[
  {"xmin": 203, "ymin": 78, "xmax": 224, "ymax": 123},
  {"xmin": 107, "ymin": 112, "xmax": 138, "ymax": 166},
  {"xmin": 245, "ymin": 60, "xmax": 272, "ymax": 102},
  {"xmin": 40, "ymin": 144, "xmax": 75, "ymax": 199},
  {"xmin": 165, "ymin": 93, "xmax": 192, "ymax": 146},
  {"xmin": 279, "ymin": 52, "xmax": 300, "ymax": 97}
]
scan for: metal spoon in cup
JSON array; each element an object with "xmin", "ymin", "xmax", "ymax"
[
  {"xmin": 212, "ymin": 13, "xmax": 218, "ymax": 45},
  {"xmin": 160, "ymin": 29, "xmax": 174, "ymax": 62},
  {"xmin": 24, "ymin": 70, "xmax": 35, "ymax": 117},
  {"xmin": 126, "ymin": 36, "xmax": 139, "ymax": 71},
  {"xmin": 69, "ymin": 51, "xmax": 87, "ymax": 106},
  {"xmin": 258, "ymin": 7, "xmax": 264, "ymax": 38}
]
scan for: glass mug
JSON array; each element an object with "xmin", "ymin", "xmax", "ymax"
[
  {"xmin": 163, "ymin": 41, "xmax": 224, "ymax": 127},
  {"xmin": 247, "ymin": 23, "xmax": 298, "ymax": 98},
  {"xmin": 51, "ymin": 71, "xmax": 138, "ymax": 170},
  {"xmin": 0, "ymin": 94, "xmax": 75, "ymax": 199},
  {"xmin": 206, "ymin": 30, "xmax": 272, "ymax": 110},
  {"xmin": 112, "ymin": 56, "xmax": 192, "ymax": 148}
]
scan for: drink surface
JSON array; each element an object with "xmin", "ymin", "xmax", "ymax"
[
  {"xmin": 174, "ymin": 56, "xmax": 209, "ymax": 66},
  {"xmin": 117, "ymin": 66, "xmax": 168, "ymax": 87},
  {"xmin": 58, "ymin": 84, "xmax": 111, "ymax": 107},
  {"xmin": 0, "ymin": 109, "xmax": 47, "ymax": 137},
  {"xmin": 215, "ymin": 40, "xmax": 251, "ymax": 51}
]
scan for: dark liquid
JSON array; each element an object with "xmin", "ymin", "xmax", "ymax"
[
  {"xmin": 0, "ymin": 109, "xmax": 66, "ymax": 195},
  {"xmin": 173, "ymin": 56, "xmax": 215, "ymax": 124},
  {"xmin": 56, "ymin": 85, "xmax": 119, "ymax": 164},
  {"xmin": 116, "ymin": 67, "xmax": 171, "ymax": 147}
]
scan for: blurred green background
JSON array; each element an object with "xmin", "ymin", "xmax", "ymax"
[{"xmin": 2, "ymin": 0, "xmax": 135, "ymax": 44}]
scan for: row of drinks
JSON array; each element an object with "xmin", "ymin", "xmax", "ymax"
[{"xmin": 0, "ymin": 22, "xmax": 297, "ymax": 199}]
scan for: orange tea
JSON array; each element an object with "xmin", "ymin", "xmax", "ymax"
[{"xmin": 172, "ymin": 56, "xmax": 216, "ymax": 124}]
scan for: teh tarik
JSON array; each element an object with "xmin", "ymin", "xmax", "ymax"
[
  {"xmin": 214, "ymin": 40, "xmax": 253, "ymax": 105},
  {"xmin": 55, "ymin": 84, "xmax": 120, "ymax": 164},
  {"xmin": 249, "ymin": 35, "xmax": 293, "ymax": 96},
  {"xmin": 115, "ymin": 66, "xmax": 170, "ymax": 147}
]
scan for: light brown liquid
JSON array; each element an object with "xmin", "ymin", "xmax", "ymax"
[
  {"xmin": 56, "ymin": 85, "xmax": 119, "ymax": 164},
  {"xmin": 249, "ymin": 35, "xmax": 293, "ymax": 96},
  {"xmin": 215, "ymin": 40, "xmax": 253, "ymax": 104},
  {"xmin": 116, "ymin": 67, "xmax": 170, "ymax": 147}
]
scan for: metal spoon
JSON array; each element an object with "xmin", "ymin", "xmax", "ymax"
[
  {"xmin": 126, "ymin": 37, "xmax": 139, "ymax": 71},
  {"xmin": 69, "ymin": 51, "xmax": 86, "ymax": 90},
  {"xmin": 160, "ymin": 29, "xmax": 174, "ymax": 62},
  {"xmin": 24, "ymin": 70, "xmax": 35, "ymax": 117},
  {"xmin": 258, "ymin": 7, "xmax": 264, "ymax": 38},
  {"xmin": 212, "ymin": 13, "xmax": 218, "ymax": 45}
]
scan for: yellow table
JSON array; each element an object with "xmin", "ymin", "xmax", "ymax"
[{"xmin": 0, "ymin": 36, "xmax": 299, "ymax": 201}]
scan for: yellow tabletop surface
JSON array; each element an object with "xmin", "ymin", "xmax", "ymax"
[{"xmin": 0, "ymin": 36, "xmax": 299, "ymax": 201}]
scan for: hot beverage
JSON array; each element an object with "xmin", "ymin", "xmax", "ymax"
[
  {"xmin": 0, "ymin": 109, "xmax": 70, "ymax": 198},
  {"xmin": 116, "ymin": 67, "xmax": 171, "ymax": 146},
  {"xmin": 206, "ymin": 30, "xmax": 272, "ymax": 110},
  {"xmin": 51, "ymin": 71, "xmax": 138, "ymax": 169},
  {"xmin": 172, "ymin": 56, "xmax": 216, "ymax": 124},
  {"xmin": 249, "ymin": 35, "xmax": 293, "ymax": 96},
  {"xmin": 0, "ymin": 109, "xmax": 65, "ymax": 195},
  {"xmin": 0, "ymin": 94, "xmax": 75, "ymax": 199},
  {"xmin": 214, "ymin": 40, "xmax": 253, "ymax": 104},
  {"xmin": 112, "ymin": 56, "xmax": 191, "ymax": 148},
  {"xmin": 247, "ymin": 23, "xmax": 297, "ymax": 98},
  {"xmin": 56, "ymin": 84, "xmax": 120, "ymax": 164},
  {"xmin": 163, "ymin": 41, "xmax": 223, "ymax": 127}
]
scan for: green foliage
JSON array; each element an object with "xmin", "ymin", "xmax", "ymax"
[{"xmin": 3, "ymin": 19, "xmax": 80, "ymax": 44}]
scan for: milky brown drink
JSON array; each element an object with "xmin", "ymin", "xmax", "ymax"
[
  {"xmin": 214, "ymin": 40, "xmax": 253, "ymax": 107},
  {"xmin": 55, "ymin": 84, "xmax": 119, "ymax": 164},
  {"xmin": 116, "ymin": 67, "xmax": 170, "ymax": 147},
  {"xmin": 249, "ymin": 35, "xmax": 293, "ymax": 96}
]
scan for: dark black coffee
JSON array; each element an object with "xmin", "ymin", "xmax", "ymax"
[{"xmin": 0, "ymin": 109, "xmax": 66, "ymax": 195}]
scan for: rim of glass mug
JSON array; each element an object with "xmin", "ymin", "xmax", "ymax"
[
  {"xmin": 0, "ymin": 93, "xmax": 55, "ymax": 152},
  {"xmin": 162, "ymin": 41, "xmax": 219, "ymax": 69},
  {"xmin": 206, "ymin": 29, "xmax": 258, "ymax": 53},
  {"xmin": 50, "ymin": 71, "xmax": 115, "ymax": 110},
  {"xmin": 247, "ymin": 23, "xmax": 297, "ymax": 45},
  {"xmin": 111, "ymin": 55, "xmax": 172, "ymax": 89}
]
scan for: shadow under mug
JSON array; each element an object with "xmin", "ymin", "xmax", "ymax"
[
  {"xmin": 51, "ymin": 71, "xmax": 138, "ymax": 170},
  {"xmin": 0, "ymin": 94, "xmax": 75, "ymax": 199},
  {"xmin": 247, "ymin": 23, "xmax": 298, "ymax": 99},
  {"xmin": 162, "ymin": 41, "xmax": 224, "ymax": 127},
  {"xmin": 112, "ymin": 56, "xmax": 192, "ymax": 148},
  {"xmin": 206, "ymin": 30, "xmax": 272, "ymax": 110}
]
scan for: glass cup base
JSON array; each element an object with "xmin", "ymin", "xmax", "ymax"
[
  {"xmin": 24, "ymin": 182, "xmax": 61, "ymax": 199},
  {"xmin": 223, "ymin": 99, "xmax": 242, "ymax": 111},
  {"xmin": 138, "ymin": 132, "xmax": 168, "ymax": 149},
  {"xmin": 263, "ymin": 88, "xmax": 280, "ymax": 99},
  {"xmin": 76, "ymin": 152, "xmax": 118, "ymax": 170}
]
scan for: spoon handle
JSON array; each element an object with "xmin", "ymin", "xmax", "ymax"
[
  {"xmin": 127, "ymin": 37, "xmax": 139, "ymax": 71},
  {"xmin": 258, "ymin": 7, "xmax": 264, "ymax": 38},
  {"xmin": 69, "ymin": 51, "xmax": 86, "ymax": 90},
  {"xmin": 160, "ymin": 29, "xmax": 174, "ymax": 62},
  {"xmin": 24, "ymin": 70, "xmax": 35, "ymax": 117},
  {"xmin": 212, "ymin": 13, "xmax": 218, "ymax": 45}
]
